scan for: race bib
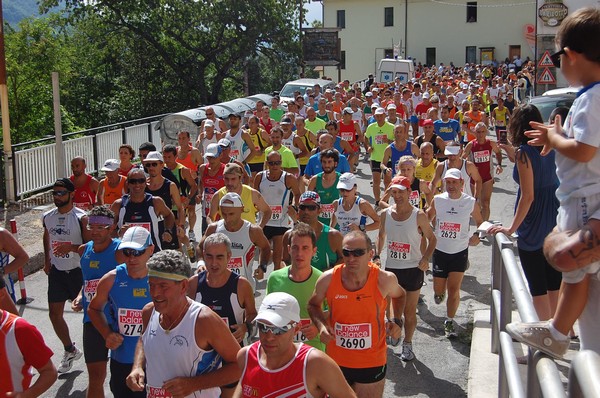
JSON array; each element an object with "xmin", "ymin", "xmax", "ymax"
[
  {"xmin": 118, "ymin": 308, "xmax": 144, "ymax": 337},
  {"xmin": 270, "ymin": 205, "xmax": 283, "ymax": 220},
  {"xmin": 388, "ymin": 241, "xmax": 411, "ymax": 261},
  {"xmin": 230, "ymin": 149, "xmax": 240, "ymax": 159},
  {"xmin": 335, "ymin": 322, "xmax": 372, "ymax": 350},
  {"xmin": 473, "ymin": 150, "xmax": 490, "ymax": 163},
  {"xmin": 293, "ymin": 319, "xmax": 312, "ymax": 343},
  {"xmin": 227, "ymin": 257, "xmax": 243, "ymax": 274},
  {"xmin": 440, "ymin": 222, "xmax": 461, "ymax": 239},
  {"xmin": 319, "ymin": 203, "xmax": 335, "ymax": 220},
  {"xmin": 83, "ymin": 279, "xmax": 100, "ymax": 302},
  {"xmin": 147, "ymin": 386, "xmax": 172, "ymax": 398},
  {"xmin": 340, "ymin": 131, "xmax": 353, "ymax": 141},
  {"xmin": 375, "ymin": 134, "xmax": 387, "ymax": 145},
  {"xmin": 409, "ymin": 190, "xmax": 420, "ymax": 208},
  {"xmin": 51, "ymin": 240, "xmax": 72, "ymax": 259}
]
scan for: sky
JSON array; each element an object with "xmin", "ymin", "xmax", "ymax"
[{"xmin": 305, "ymin": 1, "xmax": 323, "ymax": 26}]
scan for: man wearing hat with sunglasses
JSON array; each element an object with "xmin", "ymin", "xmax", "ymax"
[
  {"xmin": 308, "ymin": 231, "xmax": 406, "ymax": 397},
  {"xmin": 235, "ymin": 292, "xmax": 356, "ymax": 398},
  {"xmin": 88, "ymin": 226, "xmax": 153, "ymax": 398},
  {"xmin": 43, "ymin": 177, "xmax": 91, "ymax": 373}
]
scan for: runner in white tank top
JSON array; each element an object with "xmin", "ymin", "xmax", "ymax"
[
  {"xmin": 215, "ymin": 219, "xmax": 254, "ymax": 280},
  {"xmin": 383, "ymin": 206, "xmax": 423, "ymax": 269},
  {"xmin": 258, "ymin": 170, "xmax": 292, "ymax": 228}
]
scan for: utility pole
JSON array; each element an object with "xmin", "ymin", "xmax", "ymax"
[
  {"xmin": 300, "ymin": 0, "xmax": 305, "ymax": 77},
  {"xmin": 0, "ymin": 0, "xmax": 15, "ymax": 203}
]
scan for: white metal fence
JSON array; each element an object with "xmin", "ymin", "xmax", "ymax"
[{"xmin": 13, "ymin": 121, "xmax": 161, "ymax": 199}]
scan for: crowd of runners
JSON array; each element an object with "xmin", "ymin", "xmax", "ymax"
[{"xmin": 3, "ymin": 8, "xmax": 600, "ymax": 397}]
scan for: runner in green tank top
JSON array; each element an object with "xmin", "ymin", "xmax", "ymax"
[{"xmin": 308, "ymin": 150, "xmax": 341, "ymax": 226}]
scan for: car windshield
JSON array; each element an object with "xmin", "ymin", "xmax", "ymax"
[
  {"xmin": 530, "ymin": 97, "xmax": 574, "ymax": 122},
  {"xmin": 280, "ymin": 84, "xmax": 307, "ymax": 98}
]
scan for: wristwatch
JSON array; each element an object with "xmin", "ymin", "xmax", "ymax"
[
  {"xmin": 359, "ymin": 224, "xmax": 366, "ymax": 232},
  {"xmin": 258, "ymin": 263, "xmax": 268, "ymax": 273}
]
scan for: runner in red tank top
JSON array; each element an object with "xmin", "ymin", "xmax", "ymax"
[
  {"xmin": 236, "ymin": 292, "xmax": 355, "ymax": 398},
  {"xmin": 338, "ymin": 109, "xmax": 363, "ymax": 171},
  {"xmin": 70, "ymin": 157, "xmax": 99, "ymax": 210},
  {"xmin": 198, "ymin": 146, "xmax": 226, "ymax": 234},
  {"xmin": 462, "ymin": 123, "xmax": 503, "ymax": 221}
]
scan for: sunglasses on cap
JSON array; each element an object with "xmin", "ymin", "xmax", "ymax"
[
  {"xmin": 122, "ymin": 248, "xmax": 147, "ymax": 257},
  {"xmin": 255, "ymin": 321, "xmax": 296, "ymax": 335},
  {"xmin": 342, "ymin": 248, "xmax": 368, "ymax": 257},
  {"xmin": 52, "ymin": 190, "xmax": 69, "ymax": 197},
  {"xmin": 128, "ymin": 178, "xmax": 146, "ymax": 185},
  {"xmin": 299, "ymin": 204, "xmax": 318, "ymax": 211}
]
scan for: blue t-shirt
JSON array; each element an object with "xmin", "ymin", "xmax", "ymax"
[
  {"xmin": 304, "ymin": 152, "xmax": 351, "ymax": 177},
  {"xmin": 434, "ymin": 119, "xmax": 461, "ymax": 142},
  {"xmin": 513, "ymin": 145, "xmax": 559, "ymax": 251}
]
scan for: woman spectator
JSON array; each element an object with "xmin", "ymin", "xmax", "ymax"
[
  {"xmin": 118, "ymin": 144, "xmax": 135, "ymax": 177},
  {"xmin": 488, "ymin": 105, "xmax": 561, "ymax": 323}
]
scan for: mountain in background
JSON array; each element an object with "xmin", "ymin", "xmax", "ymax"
[{"xmin": 3, "ymin": 0, "xmax": 62, "ymax": 27}]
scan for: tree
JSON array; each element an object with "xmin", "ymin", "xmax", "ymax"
[{"xmin": 40, "ymin": 0, "xmax": 304, "ymax": 105}]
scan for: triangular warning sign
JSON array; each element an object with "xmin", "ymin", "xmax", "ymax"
[
  {"xmin": 537, "ymin": 68, "xmax": 556, "ymax": 84},
  {"xmin": 538, "ymin": 51, "xmax": 554, "ymax": 68}
]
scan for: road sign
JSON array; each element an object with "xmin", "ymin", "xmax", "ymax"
[
  {"xmin": 537, "ymin": 68, "xmax": 556, "ymax": 84},
  {"xmin": 538, "ymin": 51, "xmax": 554, "ymax": 68}
]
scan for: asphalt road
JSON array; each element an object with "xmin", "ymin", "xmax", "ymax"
[{"xmin": 14, "ymin": 137, "xmax": 518, "ymax": 397}]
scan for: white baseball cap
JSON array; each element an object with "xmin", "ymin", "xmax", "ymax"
[
  {"xmin": 219, "ymin": 192, "xmax": 244, "ymax": 208},
  {"xmin": 119, "ymin": 226, "xmax": 152, "ymax": 250},
  {"xmin": 423, "ymin": 92, "xmax": 430, "ymax": 99},
  {"xmin": 255, "ymin": 292, "xmax": 301, "ymax": 327},
  {"xmin": 204, "ymin": 119, "xmax": 215, "ymax": 127},
  {"xmin": 204, "ymin": 143, "xmax": 220, "ymax": 159},
  {"xmin": 101, "ymin": 159, "xmax": 120, "ymax": 172},
  {"xmin": 375, "ymin": 107, "xmax": 386, "ymax": 115},
  {"xmin": 444, "ymin": 168, "xmax": 463, "ymax": 180},
  {"xmin": 143, "ymin": 151, "xmax": 164, "ymax": 163},
  {"xmin": 444, "ymin": 146, "xmax": 461, "ymax": 156},
  {"xmin": 337, "ymin": 172, "xmax": 357, "ymax": 190}
]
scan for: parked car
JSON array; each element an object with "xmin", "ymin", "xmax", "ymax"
[
  {"xmin": 528, "ymin": 90, "xmax": 576, "ymax": 122},
  {"xmin": 278, "ymin": 78, "xmax": 337, "ymax": 104}
]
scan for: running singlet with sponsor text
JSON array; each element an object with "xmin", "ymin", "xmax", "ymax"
[{"xmin": 433, "ymin": 192, "xmax": 476, "ymax": 254}]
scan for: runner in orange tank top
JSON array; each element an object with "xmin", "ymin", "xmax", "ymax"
[{"xmin": 308, "ymin": 230, "xmax": 406, "ymax": 397}]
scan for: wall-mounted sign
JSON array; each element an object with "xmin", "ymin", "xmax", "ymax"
[
  {"xmin": 303, "ymin": 28, "xmax": 341, "ymax": 66},
  {"xmin": 538, "ymin": 1, "xmax": 568, "ymax": 27}
]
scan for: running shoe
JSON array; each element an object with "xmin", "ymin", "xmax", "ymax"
[
  {"xmin": 387, "ymin": 335, "xmax": 401, "ymax": 347},
  {"xmin": 434, "ymin": 293, "xmax": 445, "ymax": 305},
  {"xmin": 188, "ymin": 230, "xmax": 196, "ymax": 241},
  {"xmin": 58, "ymin": 344, "xmax": 83, "ymax": 373},
  {"xmin": 400, "ymin": 341, "xmax": 415, "ymax": 361},
  {"xmin": 444, "ymin": 320, "xmax": 457, "ymax": 338},
  {"xmin": 506, "ymin": 321, "xmax": 569, "ymax": 359}
]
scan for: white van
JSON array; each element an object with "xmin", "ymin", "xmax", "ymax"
[
  {"xmin": 279, "ymin": 78, "xmax": 336, "ymax": 103},
  {"xmin": 377, "ymin": 59, "xmax": 415, "ymax": 85}
]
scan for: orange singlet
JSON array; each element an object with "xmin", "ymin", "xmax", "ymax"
[
  {"xmin": 177, "ymin": 144, "xmax": 198, "ymax": 172},
  {"xmin": 100, "ymin": 175, "xmax": 127, "ymax": 205},
  {"xmin": 325, "ymin": 263, "xmax": 387, "ymax": 368}
]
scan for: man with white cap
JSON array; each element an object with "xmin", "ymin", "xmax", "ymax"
[
  {"xmin": 202, "ymin": 106, "xmax": 227, "ymax": 132},
  {"xmin": 364, "ymin": 107, "xmax": 395, "ymax": 205},
  {"xmin": 377, "ymin": 175, "xmax": 436, "ymax": 361},
  {"xmin": 431, "ymin": 142, "xmax": 481, "ymax": 200},
  {"xmin": 427, "ymin": 168, "xmax": 483, "ymax": 338},
  {"xmin": 235, "ymin": 292, "xmax": 356, "ymax": 398},
  {"xmin": 127, "ymin": 250, "xmax": 241, "ymax": 398},
  {"xmin": 98, "ymin": 159, "xmax": 127, "ymax": 205},
  {"xmin": 88, "ymin": 226, "xmax": 153, "ymax": 397},
  {"xmin": 332, "ymin": 172, "xmax": 380, "ymax": 236},
  {"xmin": 198, "ymin": 143, "xmax": 226, "ymax": 235},
  {"xmin": 196, "ymin": 118, "xmax": 222, "ymax": 156},
  {"xmin": 202, "ymin": 192, "xmax": 271, "ymax": 282}
]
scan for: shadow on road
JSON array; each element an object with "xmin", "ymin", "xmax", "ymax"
[{"xmin": 56, "ymin": 370, "xmax": 86, "ymax": 398}]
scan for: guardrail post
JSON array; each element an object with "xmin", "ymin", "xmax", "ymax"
[
  {"xmin": 491, "ymin": 235, "xmax": 501, "ymax": 353},
  {"xmin": 499, "ymin": 241, "xmax": 513, "ymax": 333}
]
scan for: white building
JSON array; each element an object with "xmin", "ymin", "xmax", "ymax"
[{"xmin": 320, "ymin": 0, "xmax": 597, "ymax": 86}]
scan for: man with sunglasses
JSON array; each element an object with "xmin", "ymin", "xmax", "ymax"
[
  {"xmin": 137, "ymin": 142, "xmax": 179, "ymax": 185},
  {"xmin": 235, "ymin": 292, "xmax": 356, "ymax": 398},
  {"xmin": 88, "ymin": 226, "xmax": 153, "ymax": 398},
  {"xmin": 43, "ymin": 178, "xmax": 90, "ymax": 373},
  {"xmin": 71, "ymin": 205, "xmax": 122, "ymax": 397},
  {"xmin": 112, "ymin": 168, "xmax": 177, "ymax": 253},
  {"xmin": 308, "ymin": 231, "xmax": 406, "ymax": 397},
  {"xmin": 201, "ymin": 106, "xmax": 227, "ymax": 133},
  {"xmin": 127, "ymin": 250, "xmax": 241, "ymax": 398},
  {"xmin": 282, "ymin": 191, "xmax": 343, "ymax": 272},
  {"xmin": 263, "ymin": 127, "xmax": 299, "ymax": 175},
  {"xmin": 255, "ymin": 151, "xmax": 300, "ymax": 270}
]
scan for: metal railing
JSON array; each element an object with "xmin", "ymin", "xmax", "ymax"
[
  {"xmin": 12, "ymin": 118, "xmax": 162, "ymax": 199},
  {"xmin": 490, "ymin": 232, "xmax": 600, "ymax": 398}
]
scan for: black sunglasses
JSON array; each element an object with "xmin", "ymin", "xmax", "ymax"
[
  {"xmin": 267, "ymin": 161, "xmax": 282, "ymax": 166},
  {"xmin": 52, "ymin": 190, "xmax": 69, "ymax": 197},
  {"xmin": 122, "ymin": 248, "xmax": 146, "ymax": 257},
  {"xmin": 144, "ymin": 162, "xmax": 160, "ymax": 168},
  {"xmin": 550, "ymin": 49, "xmax": 566, "ymax": 68},
  {"xmin": 299, "ymin": 204, "xmax": 318, "ymax": 211},
  {"xmin": 128, "ymin": 178, "xmax": 146, "ymax": 185},
  {"xmin": 342, "ymin": 248, "xmax": 368, "ymax": 258},
  {"xmin": 255, "ymin": 321, "xmax": 295, "ymax": 335}
]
